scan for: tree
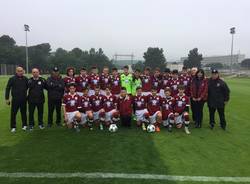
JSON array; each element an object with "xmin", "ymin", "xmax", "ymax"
[
  {"xmin": 143, "ymin": 47, "xmax": 166, "ymax": 70},
  {"xmin": 205, "ymin": 62, "xmax": 223, "ymax": 69},
  {"xmin": 132, "ymin": 61, "xmax": 145, "ymax": 70},
  {"xmin": 183, "ymin": 48, "xmax": 203, "ymax": 69},
  {"xmin": 241, "ymin": 59, "xmax": 250, "ymax": 69}
]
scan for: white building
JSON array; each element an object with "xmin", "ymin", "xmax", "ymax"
[{"xmin": 166, "ymin": 62, "xmax": 183, "ymax": 71}]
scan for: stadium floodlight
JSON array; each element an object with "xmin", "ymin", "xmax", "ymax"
[
  {"xmin": 230, "ymin": 27, "xmax": 236, "ymax": 74},
  {"xmin": 24, "ymin": 24, "xmax": 30, "ymax": 74}
]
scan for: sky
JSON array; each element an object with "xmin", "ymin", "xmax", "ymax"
[{"xmin": 0, "ymin": 0, "xmax": 249, "ymax": 61}]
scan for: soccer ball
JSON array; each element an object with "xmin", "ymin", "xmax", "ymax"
[
  {"xmin": 147, "ymin": 124, "xmax": 155, "ymax": 133},
  {"xmin": 109, "ymin": 124, "xmax": 118, "ymax": 133}
]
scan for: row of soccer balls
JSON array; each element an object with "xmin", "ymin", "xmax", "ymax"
[{"xmin": 108, "ymin": 124, "xmax": 155, "ymax": 133}]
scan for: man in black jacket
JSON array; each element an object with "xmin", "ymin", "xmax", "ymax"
[
  {"xmin": 5, "ymin": 66, "xmax": 28, "ymax": 132},
  {"xmin": 28, "ymin": 68, "xmax": 47, "ymax": 130},
  {"xmin": 47, "ymin": 67, "xmax": 65, "ymax": 127},
  {"xmin": 208, "ymin": 69, "xmax": 230, "ymax": 130}
]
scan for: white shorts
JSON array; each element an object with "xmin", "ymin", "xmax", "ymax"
[
  {"xmin": 93, "ymin": 109, "xmax": 104, "ymax": 121},
  {"xmin": 80, "ymin": 113, "xmax": 87, "ymax": 125},
  {"xmin": 159, "ymin": 89, "xmax": 166, "ymax": 98},
  {"xmin": 162, "ymin": 113, "xmax": 174, "ymax": 126},
  {"xmin": 88, "ymin": 89, "xmax": 95, "ymax": 97},
  {"xmin": 100, "ymin": 90, "xmax": 106, "ymax": 96},
  {"xmin": 135, "ymin": 109, "xmax": 148, "ymax": 122},
  {"xmin": 175, "ymin": 114, "xmax": 184, "ymax": 125},
  {"xmin": 105, "ymin": 109, "xmax": 117, "ymax": 122},
  {"xmin": 77, "ymin": 92, "xmax": 83, "ymax": 97},
  {"xmin": 142, "ymin": 92, "xmax": 151, "ymax": 96},
  {"xmin": 65, "ymin": 111, "xmax": 78, "ymax": 125},
  {"xmin": 149, "ymin": 111, "xmax": 160, "ymax": 124}
]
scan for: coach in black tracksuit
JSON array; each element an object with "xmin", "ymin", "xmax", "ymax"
[
  {"xmin": 208, "ymin": 69, "xmax": 230, "ymax": 130},
  {"xmin": 28, "ymin": 68, "xmax": 47, "ymax": 129},
  {"xmin": 5, "ymin": 67, "xmax": 28, "ymax": 131},
  {"xmin": 47, "ymin": 67, "xmax": 65, "ymax": 127}
]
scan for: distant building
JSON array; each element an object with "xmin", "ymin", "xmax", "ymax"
[
  {"xmin": 166, "ymin": 62, "xmax": 183, "ymax": 71},
  {"xmin": 180, "ymin": 54, "xmax": 245, "ymax": 66}
]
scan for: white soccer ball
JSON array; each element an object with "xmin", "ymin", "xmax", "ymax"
[
  {"xmin": 147, "ymin": 124, "xmax": 155, "ymax": 133},
  {"xmin": 109, "ymin": 124, "xmax": 118, "ymax": 132}
]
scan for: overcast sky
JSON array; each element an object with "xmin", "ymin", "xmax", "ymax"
[{"xmin": 1, "ymin": 0, "xmax": 249, "ymax": 61}]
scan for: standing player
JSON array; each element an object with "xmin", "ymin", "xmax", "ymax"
[
  {"xmin": 141, "ymin": 67, "xmax": 152, "ymax": 96},
  {"xmin": 151, "ymin": 67, "xmax": 162, "ymax": 94},
  {"xmin": 120, "ymin": 65, "xmax": 133, "ymax": 95},
  {"xmin": 63, "ymin": 67, "xmax": 76, "ymax": 93},
  {"xmin": 88, "ymin": 66, "xmax": 100, "ymax": 96},
  {"xmin": 180, "ymin": 66, "xmax": 191, "ymax": 97},
  {"xmin": 173, "ymin": 85, "xmax": 191, "ymax": 134},
  {"xmin": 160, "ymin": 68, "xmax": 171, "ymax": 97},
  {"xmin": 147, "ymin": 88, "xmax": 162, "ymax": 132},
  {"xmin": 100, "ymin": 66, "xmax": 111, "ymax": 96},
  {"xmin": 78, "ymin": 88, "xmax": 94, "ymax": 130},
  {"xmin": 110, "ymin": 67, "xmax": 121, "ymax": 98},
  {"xmin": 75, "ymin": 67, "xmax": 89, "ymax": 96},
  {"xmin": 161, "ymin": 87, "xmax": 175, "ymax": 132},
  {"xmin": 103, "ymin": 88, "xmax": 119, "ymax": 127},
  {"xmin": 169, "ymin": 69, "xmax": 182, "ymax": 96},
  {"xmin": 131, "ymin": 69, "xmax": 142, "ymax": 96},
  {"xmin": 89, "ymin": 86, "xmax": 106, "ymax": 130},
  {"xmin": 62, "ymin": 83, "xmax": 82, "ymax": 131},
  {"xmin": 133, "ymin": 87, "xmax": 149, "ymax": 131}
]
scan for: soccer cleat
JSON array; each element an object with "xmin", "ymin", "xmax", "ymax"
[
  {"xmin": 89, "ymin": 127, "xmax": 93, "ymax": 131},
  {"xmin": 168, "ymin": 126, "xmax": 172, "ymax": 132},
  {"xmin": 11, "ymin": 128, "xmax": 16, "ymax": 133},
  {"xmin": 155, "ymin": 125, "xmax": 161, "ymax": 132},
  {"xmin": 142, "ymin": 123, "xmax": 146, "ymax": 131},
  {"xmin": 29, "ymin": 126, "xmax": 34, "ymax": 131},
  {"xmin": 99, "ymin": 123, "xmax": 104, "ymax": 130},
  {"xmin": 39, "ymin": 125, "xmax": 45, "ymax": 130},
  {"xmin": 22, "ymin": 126, "xmax": 27, "ymax": 131},
  {"xmin": 184, "ymin": 127, "xmax": 191, "ymax": 134}
]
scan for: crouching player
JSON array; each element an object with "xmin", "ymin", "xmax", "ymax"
[
  {"xmin": 78, "ymin": 88, "xmax": 94, "ymax": 130},
  {"xmin": 89, "ymin": 86, "xmax": 106, "ymax": 130},
  {"xmin": 161, "ymin": 87, "xmax": 175, "ymax": 132},
  {"xmin": 133, "ymin": 87, "xmax": 149, "ymax": 131},
  {"xmin": 103, "ymin": 88, "xmax": 120, "ymax": 127},
  {"xmin": 147, "ymin": 87, "xmax": 162, "ymax": 132},
  {"xmin": 174, "ymin": 85, "xmax": 191, "ymax": 134},
  {"xmin": 62, "ymin": 83, "xmax": 82, "ymax": 131}
]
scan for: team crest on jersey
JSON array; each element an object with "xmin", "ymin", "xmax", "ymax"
[
  {"xmin": 95, "ymin": 100, "xmax": 100, "ymax": 105},
  {"xmin": 152, "ymin": 100, "xmax": 157, "ymax": 105}
]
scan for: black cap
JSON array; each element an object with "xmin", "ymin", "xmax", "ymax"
[
  {"xmin": 211, "ymin": 69, "xmax": 219, "ymax": 74},
  {"xmin": 53, "ymin": 67, "xmax": 59, "ymax": 72}
]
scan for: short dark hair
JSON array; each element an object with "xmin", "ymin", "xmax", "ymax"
[
  {"xmin": 121, "ymin": 87, "xmax": 127, "ymax": 91},
  {"xmin": 123, "ymin": 65, "xmax": 129, "ymax": 69},
  {"xmin": 178, "ymin": 84, "xmax": 185, "ymax": 90},
  {"xmin": 136, "ymin": 86, "xmax": 142, "ymax": 91},
  {"xmin": 67, "ymin": 82, "xmax": 76, "ymax": 88},
  {"xmin": 112, "ymin": 67, "xmax": 118, "ymax": 71},
  {"xmin": 172, "ymin": 69, "xmax": 179, "ymax": 74},
  {"xmin": 145, "ymin": 67, "xmax": 151, "ymax": 71}
]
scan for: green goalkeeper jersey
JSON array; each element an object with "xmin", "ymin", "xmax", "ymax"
[
  {"xmin": 131, "ymin": 78, "xmax": 142, "ymax": 96},
  {"xmin": 120, "ymin": 73, "xmax": 133, "ymax": 94}
]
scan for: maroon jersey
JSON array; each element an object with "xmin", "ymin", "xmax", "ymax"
[
  {"xmin": 62, "ymin": 93, "xmax": 80, "ymax": 112},
  {"xmin": 168, "ymin": 78, "xmax": 183, "ymax": 96},
  {"xmin": 141, "ymin": 75, "xmax": 152, "ymax": 92},
  {"xmin": 117, "ymin": 95, "xmax": 133, "ymax": 116},
  {"xmin": 78, "ymin": 95, "xmax": 92, "ymax": 113},
  {"xmin": 100, "ymin": 73, "xmax": 111, "ymax": 90},
  {"xmin": 161, "ymin": 75, "xmax": 171, "ymax": 89},
  {"xmin": 88, "ymin": 73, "xmax": 100, "ymax": 90},
  {"xmin": 180, "ymin": 74, "xmax": 191, "ymax": 96},
  {"xmin": 63, "ymin": 76, "xmax": 76, "ymax": 92},
  {"xmin": 103, "ymin": 95, "xmax": 117, "ymax": 112},
  {"xmin": 151, "ymin": 75, "xmax": 162, "ymax": 92},
  {"xmin": 161, "ymin": 96, "xmax": 175, "ymax": 119},
  {"xmin": 147, "ymin": 95, "xmax": 162, "ymax": 115},
  {"xmin": 174, "ymin": 93, "xmax": 189, "ymax": 114},
  {"xmin": 133, "ymin": 95, "xmax": 148, "ymax": 110},
  {"xmin": 89, "ymin": 94, "xmax": 106, "ymax": 112},
  {"xmin": 75, "ymin": 74, "xmax": 89, "ymax": 92},
  {"xmin": 110, "ymin": 74, "xmax": 121, "ymax": 95},
  {"xmin": 190, "ymin": 78, "xmax": 208, "ymax": 101}
]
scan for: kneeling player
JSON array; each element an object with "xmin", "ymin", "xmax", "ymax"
[
  {"xmin": 173, "ymin": 85, "xmax": 191, "ymax": 134},
  {"xmin": 89, "ymin": 86, "xmax": 106, "ymax": 130},
  {"xmin": 103, "ymin": 88, "xmax": 120, "ymax": 127},
  {"xmin": 161, "ymin": 87, "xmax": 175, "ymax": 132},
  {"xmin": 147, "ymin": 87, "xmax": 162, "ymax": 132},
  {"xmin": 78, "ymin": 88, "xmax": 94, "ymax": 130},
  {"xmin": 133, "ymin": 87, "xmax": 149, "ymax": 131},
  {"xmin": 62, "ymin": 83, "xmax": 82, "ymax": 131}
]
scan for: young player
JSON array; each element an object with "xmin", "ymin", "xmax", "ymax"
[
  {"xmin": 100, "ymin": 66, "xmax": 111, "ymax": 96},
  {"xmin": 110, "ymin": 67, "xmax": 121, "ymax": 97},
  {"xmin": 117, "ymin": 87, "xmax": 133, "ymax": 127},
  {"xmin": 180, "ymin": 66, "xmax": 191, "ymax": 97},
  {"xmin": 141, "ymin": 67, "xmax": 152, "ymax": 96},
  {"xmin": 120, "ymin": 65, "xmax": 133, "ymax": 95},
  {"xmin": 78, "ymin": 88, "xmax": 94, "ymax": 130},
  {"xmin": 161, "ymin": 87, "xmax": 175, "ymax": 132},
  {"xmin": 173, "ymin": 85, "xmax": 191, "ymax": 134},
  {"xmin": 169, "ymin": 69, "xmax": 182, "ymax": 96},
  {"xmin": 151, "ymin": 67, "xmax": 162, "ymax": 94},
  {"xmin": 103, "ymin": 88, "xmax": 119, "ymax": 126},
  {"xmin": 89, "ymin": 86, "xmax": 106, "ymax": 130},
  {"xmin": 88, "ymin": 66, "xmax": 100, "ymax": 96},
  {"xmin": 131, "ymin": 69, "xmax": 142, "ymax": 96},
  {"xmin": 133, "ymin": 87, "xmax": 149, "ymax": 131},
  {"xmin": 75, "ymin": 67, "xmax": 89, "ymax": 96},
  {"xmin": 147, "ymin": 87, "xmax": 162, "ymax": 132},
  {"xmin": 62, "ymin": 83, "xmax": 81, "ymax": 131},
  {"xmin": 63, "ymin": 67, "xmax": 76, "ymax": 93},
  {"xmin": 160, "ymin": 68, "xmax": 171, "ymax": 97}
]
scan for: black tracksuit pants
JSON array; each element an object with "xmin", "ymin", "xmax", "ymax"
[
  {"xmin": 29, "ymin": 102, "xmax": 44, "ymax": 126},
  {"xmin": 208, "ymin": 106, "xmax": 226, "ymax": 128},
  {"xmin": 11, "ymin": 100, "xmax": 27, "ymax": 128},
  {"xmin": 192, "ymin": 101, "xmax": 205, "ymax": 126},
  {"xmin": 48, "ymin": 99, "xmax": 62, "ymax": 125}
]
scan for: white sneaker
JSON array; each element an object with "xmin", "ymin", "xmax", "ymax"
[
  {"xmin": 184, "ymin": 127, "xmax": 191, "ymax": 135},
  {"xmin": 100, "ymin": 124, "xmax": 104, "ymax": 130},
  {"xmin": 39, "ymin": 125, "xmax": 45, "ymax": 130},
  {"xmin": 11, "ymin": 128, "xmax": 16, "ymax": 133},
  {"xmin": 22, "ymin": 126, "xmax": 27, "ymax": 131}
]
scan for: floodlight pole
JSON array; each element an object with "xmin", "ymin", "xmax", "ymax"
[
  {"xmin": 230, "ymin": 27, "xmax": 235, "ymax": 74},
  {"xmin": 24, "ymin": 25, "xmax": 29, "ymax": 74}
]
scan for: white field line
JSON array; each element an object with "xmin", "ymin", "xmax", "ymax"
[{"xmin": 0, "ymin": 172, "xmax": 250, "ymax": 182}]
